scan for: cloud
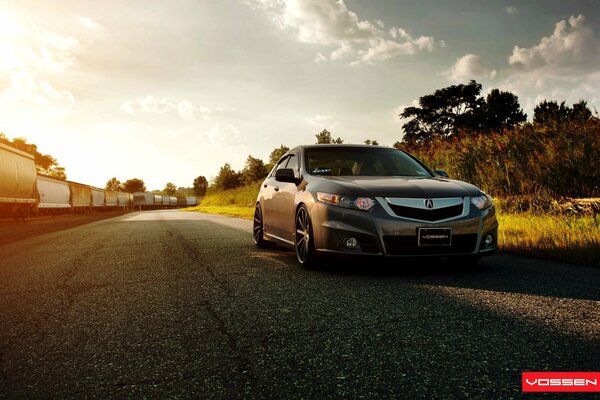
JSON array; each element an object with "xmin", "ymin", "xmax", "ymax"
[
  {"xmin": 206, "ymin": 124, "xmax": 247, "ymax": 148},
  {"xmin": 121, "ymin": 96, "xmax": 211, "ymax": 120},
  {"xmin": 438, "ymin": 15, "xmax": 600, "ymax": 116},
  {"xmin": 508, "ymin": 15, "xmax": 595, "ymax": 71},
  {"xmin": 505, "ymin": 6, "xmax": 518, "ymax": 15},
  {"xmin": 443, "ymin": 54, "xmax": 497, "ymax": 82},
  {"xmin": 250, "ymin": 0, "xmax": 442, "ymax": 64},
  {"xmin": 306, "ymin": 114, "xmax": 339, "ymax": 129},
  {"xmin": 79, "ymin": 17, "xmax": 103, "ymax": 30},
  {"xmin": 0, "ymin": 11, "xmax": 80, "ymax": 110}
]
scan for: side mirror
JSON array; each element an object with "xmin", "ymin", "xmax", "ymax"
[
  {"xmin": 275, "ymin": 168, "xmax": 299, "ymax": 184},
  {"xmin": 435, "ymin": 170, "xmax": 449, "ymax": 178}
]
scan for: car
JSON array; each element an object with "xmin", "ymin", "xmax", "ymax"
[{"xmin": 253, "ymin": 144, "xmax": 498, "ymax": 268}]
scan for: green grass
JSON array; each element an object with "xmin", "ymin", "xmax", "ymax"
[{"xmin": 497, "ymin": 212, "xmax": 600, "ymax": 267}]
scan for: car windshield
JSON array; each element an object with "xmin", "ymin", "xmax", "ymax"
[{"xmin": 305, "ymin": 147, "xmax": 433, "ymax": 177}]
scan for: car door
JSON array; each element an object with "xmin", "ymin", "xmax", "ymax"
[
  {"xmin": 262, "ymin": 155, "xmax": 289, "ymax": 239},
  {"xmin": 271, "ymin": 152, "xmax": 300, "ymax": 242}
]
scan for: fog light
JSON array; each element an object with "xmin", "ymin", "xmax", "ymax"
[
  {"xmin": 345, "ymin": 237, "xmax": 358, "ymax": 249},
  {"xmin": 485, "ymin": 235, "xmax": 494, "ymax": 246}
]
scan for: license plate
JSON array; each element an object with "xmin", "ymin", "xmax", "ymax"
[{"xmin": 418, "ymin": 228, "xmax": 452, "ymax": 246}]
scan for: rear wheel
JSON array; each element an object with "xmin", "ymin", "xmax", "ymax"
[
  {"xmin": 295, "ymin": 205, "xmax": 317, "ymax": 268},
  {"xmin": 253, "ymin": 204, "xmax": 270, "ymax": 248}
]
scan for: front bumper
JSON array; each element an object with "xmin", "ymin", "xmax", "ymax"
[{"xmin": 310, "ymin": 199, "xmax": 498, "ymax": 258}]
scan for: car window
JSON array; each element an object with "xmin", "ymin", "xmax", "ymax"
[
  {"xmin": 269, "ymin": 155, "xmax": 289, "ymax": 177},
  {"xmin": 285, "ymin": 154, "xmax": 298, "ymax": 172},
  {"xmin": 306, "ymin": 148, "xmax": 433, "ymax": 177}
]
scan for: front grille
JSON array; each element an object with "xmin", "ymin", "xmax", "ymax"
[
  {"xmin": 388, "ymin": 203, "xmax": 463, "ymax": 221},
  {"xmin": 383, "ymin": 234, "xmax": 477, "ymax": 256}
]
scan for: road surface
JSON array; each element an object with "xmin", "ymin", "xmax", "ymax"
[{"xmin": 1, "ymin": 210, "xmax": 598, "ymax": 399}]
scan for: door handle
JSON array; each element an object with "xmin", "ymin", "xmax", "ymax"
[{"xmin": 274, "ymin": 186, "xmax": 280, "ymax": 192}]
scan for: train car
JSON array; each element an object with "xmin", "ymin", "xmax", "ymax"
[
  {"xmin": 186, "ymin": 196, "xmax": 199, "ymax": 206},
  {"xmin": 169, "ymin": 196, "xmax": 177, "ymax": 207},
  {"xmin": 91, "ymin": 188, "xmax": 105, "ymax": 209},
  {"xmin": 105, "ymin": 191, "xmax": 118, "ymax": 209},
  {"xmin": 69, "ymin": 181, "xmax": 92, "ymax": 213},
  {"xmin": 117, "ymin": 192, "xmax": 130, "ymax": 210},
  {"xmin": 176, "ymin": 196, "xmax": 187, "ymax": 207},
  {"xmin": 134, "ymin": 192, "xmax": 154, "ymax": 209},
  {"xmin": 0, "ymin": 142, "xmax": 37, "ymax": 218},
  {"xmin": 154, "ymin": 194, "xmax": 163, "ymax": 207},
  {"xmin": 36, "ymin": 175, "xmax": 71, "ymax": 214},
  {"xmin": 161, "ymin": 195, "xmax": 170, "ymax": 208},
  {"xmin": 128, "ymin": 193, "xmax": 134, "ymax": 208}
]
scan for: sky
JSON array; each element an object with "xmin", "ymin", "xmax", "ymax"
[{"xmin": 0, "ymin": 0, "xmax": 598, "ymax": 190}]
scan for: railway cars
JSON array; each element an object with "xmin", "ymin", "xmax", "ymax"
[
  {"xmin": 0, "ymin": 142, "xmax": 37, "ymax": 218},
  {"xmin": 36, "ymin": 175, "xmax": 71, "ymax": 214}
]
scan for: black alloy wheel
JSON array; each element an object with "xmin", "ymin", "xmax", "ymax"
[
  {"xmin": 295, "ymin": 205, "xmax": 316, "ymax": 268},
  {"xmin": 253, "ymin": 204, "xmax": 269, "ymax": 248}
]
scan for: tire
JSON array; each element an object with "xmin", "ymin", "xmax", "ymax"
[
  {"xmin": 294, "ymin": 205, "xmax": 317, "ymax": 268},
  {"xmin": 253, "ymin": 204, "xmax": 271, "ymax": 248}
]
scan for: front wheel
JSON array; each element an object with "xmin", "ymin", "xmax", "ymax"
[
  {"xmin": 295, "ymin": 205, "xmax": 317, "ymax": 268},
  {"xmin": 253, "ymin": 204, "xmax": 271, "ymax": 248}
]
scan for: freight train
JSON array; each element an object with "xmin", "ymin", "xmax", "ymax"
[{"xmin": 0, "ymin": 141, "xmax": 199, "ymax": 219}]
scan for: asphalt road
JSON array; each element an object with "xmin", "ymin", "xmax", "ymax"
[{"xmin": 0, "ymin": 210, "xmax": 598, "ymax": 399}]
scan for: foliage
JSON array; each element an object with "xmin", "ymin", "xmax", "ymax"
[
  {"xmin": 193, "ymin": 176, "xmax": 208, "ymax": 196},
  {"xmin": 105, "ymin": 177, "xmax": 122, "ymax": 191},
  {"xmin": 533, "ymin": 100, "xmax": 592, "ymax": 127},
  {"xmin": 176, "ymin": 186, "xmax": 195, "ymax": 197},
  {"xmin": 163, "ymin": 182, "xmax": 177, "ymax": 196},
  {"xmin": 203, "ymin": 183, "xmax": 259, "ymax": 207},
  {"xmin": 396, "ymin": 118, "xmax": 600, "ymax": 200},
  {"xmin": 122, "ymin": 178, "xmax": 146, "ymax": 193},
  {"xmin": 267, "ymin": 145, "xmax": 290, "ymax": 170},
  {"xmin": 400, "ymin": 81, "xmax": 529, "ymax": 144},
  {"xmin": 315, "ymin": 129, "xmax": 343, "ymax": 144},
  {"xmin": 241, "ymin": 155, "xmax": 269, "ymax": 185},
  {"xmin": 212, "ymin": 163, "xmax": 240, "ymax": 190},
  {"xmin": 364, "ymin": 139, "xmax": 379, "ymax": 145},
  {"xmin": 0, "ymin": 133, "xmax": 67, "ymax": 180},
  {"xmin": 485, "ymin": 89, "xmax": 527, "ymax": 131}
]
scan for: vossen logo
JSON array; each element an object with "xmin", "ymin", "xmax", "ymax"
[{"xmin": 523, "ymin": 372, "xmax": 600, "ymax": 392}]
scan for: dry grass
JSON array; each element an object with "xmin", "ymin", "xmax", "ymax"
[
  {"xmin": 498, "ymin": 213, "xmax": 600, "ymax": 267},
  {"xmin": 185, "ymin": 205, "xmax": 254, "ymax": 220}
]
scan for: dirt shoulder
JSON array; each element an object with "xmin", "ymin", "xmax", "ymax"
[{"xmin": 0, "ymin": 211, "xmax": 129, "ymax": 246}]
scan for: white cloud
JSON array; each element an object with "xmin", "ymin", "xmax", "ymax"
[
  {"xmin": 508, "ymin": 15, "xmax": 594, "ymax": 71},
  {"xmin": 0, "ymin": 11, "xmax": 80, "ymax": 110},
  {"xmin": 79, "ymin": 17, "xmax": 102, "ymax": 30},
  {"xmin": 505, "ymin": 6, "xmax": 518, "ymax": 15},
  {"xmin": 206, "ymin": 124, "xmax": 247, "ymax": 148},
  {"xmin": 498, "ymin": 14, "xmax": 600, "ymax": 114},
  {"xmin": 121, "ymin": 96, "xmax": 211, "ymax": 120},
  {"xmin": 250, "ymin": 0, "xmax": 442, "ymax": 64},
  {"xmin": 306, "ymin": 114, "xmax": 339, "ymax": 129},
  {"xmin": 443, "ymin": 54, "xmax": 497, "ymax": 82}
]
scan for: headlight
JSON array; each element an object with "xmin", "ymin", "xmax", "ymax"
[
  {"xmin": 471, "ymin": 193, "xmax": 493, "ymax": 210},
  {"xmin": 316, "ymin": 192, "xmax": 375, "ymax": 211}
]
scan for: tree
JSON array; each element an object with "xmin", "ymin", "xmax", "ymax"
[
  {"xmin": 122, "ymin": 178, "xmax": 146, "ymax": 193},
  {"xmin": 315, "ymin": 129, "xmax": 343, "ymax": 144},
  {"xmin": 269, "ymin": 145, "xmax": 290, "ymax": 165},
  {"xmin": 241, "ymin": 155, "xmax": 269, "ymax": 184},
  {"xmin": 533, "ymin": 100, "xmax": 592, "ymax": 127},
  {"xmin": 212, "ymin": 163, "xmax": 240, "ymax": 190},
  {"xmin": 364, "ymin": 139, "xmax": 379, "ymax": 145},
  {"xmin": 193, "ymin": 176, "xmax": 208, "ymax": 196},
  {"xmin": 0, "ymin": 134, "xmax": 67, "ymax": 179},
  {"xmin": 105, "ymin": 177, "xmax": 122, "ymax": 191},
  {"xmin": 400, "ymin": 80, "xmax": 485, "ymax": 143},
  {"xmin": 485, "ymin": 89, "xmax": 527, "ymax": 131},
  {"xmin": 164, "ymin": 182, "xmax": 177, "ymax": 196}
]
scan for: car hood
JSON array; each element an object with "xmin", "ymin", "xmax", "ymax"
[{"xmin": 321, "ymin": 176, "xmax": 482, "ymax": 198}]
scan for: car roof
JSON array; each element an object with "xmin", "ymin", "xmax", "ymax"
[{"xmin": 290, "ymin": 144, "xmax": 396, "ymax": 152}]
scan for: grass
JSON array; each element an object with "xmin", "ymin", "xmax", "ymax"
[
  {"xmin": 497, "ymin": 212, "xmax": 600, "ymax": 267},
  {"xmin": 186, "ymin": 187, "xmax": 600, "ymax": 267}
]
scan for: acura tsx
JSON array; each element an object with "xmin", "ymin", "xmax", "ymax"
[{"xmin": 253, "ymin": 145, "xmax": 498, "ymax": 268}]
